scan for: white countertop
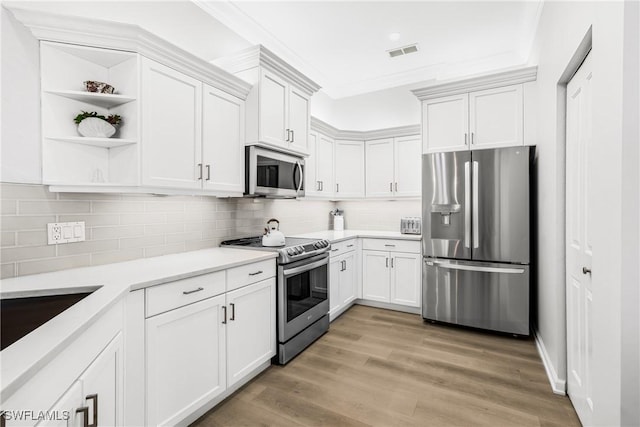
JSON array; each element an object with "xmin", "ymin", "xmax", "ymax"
[
  {"xmin": 0, "ymin": 248, "xmax": 277, "ymax": 398},
  {"xmin": 292, "ymin": 229, "xmax": 422, "ymax": 243}
]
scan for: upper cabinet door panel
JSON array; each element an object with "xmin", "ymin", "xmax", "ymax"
[
  {"xmin": 287, "ymin": 87, "xmax": 310, "ymax": 155},
  {"xmin": 202, "ymin": 84, "xmax": 245, "ymax": 193},
  {"xmin": 393, "ymin": 135, "xmax": 421, "ymax": 197},
  {"xmin": 316, "ymin": 135, "xmax": 334, "ymax": 195},
  {"xmin": 365, "ymin": 138, "xmax": 394, "ymax": 197},
  {"xmin": 423, "ymin": 94, "xmax": 469, "ymax": 153},
  {"xmin": 259, "ymin": 71, "xmax": 288, "ymax": 147},
  {"xmin": 335, "ymin": 140, "xmax": 365, "ymax": 198},
  {"xmin": 469, "ymin": 84, "xmax": 523, "ymax": 149},
  {"xmin": 141, "ymin": 58, "xmax": 202, "ymax": 189}
]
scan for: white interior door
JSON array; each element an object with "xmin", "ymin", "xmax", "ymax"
[{"xmin": 566, "ymin": 52, "xmax": 593, "ymax": 426}]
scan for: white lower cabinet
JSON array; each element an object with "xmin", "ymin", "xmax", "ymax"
[
  {"xmin": 43, "ymin": 333, "xmax": 124, "ymax": 427},
  {"xmin": 329, "ymin": 241, "xmax": 358, "ymax": 321},
  {"xmin": 145, "ymin": 271, "xmax": 276, "ymax": 426},
  {"xmin": 226, "ymin": 279, "xmax": 276, "ymax": 387},
  {"xmin": 146, "ymin": 295, "xmax": 226, "ymax": 427},
  {"xmin": 362, "ymin": 240, "xmax": 421, "ymax": 308}
]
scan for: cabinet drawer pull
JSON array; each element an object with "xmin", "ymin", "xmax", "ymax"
[
  {"xmin": 286, "ymin": 129, "xmax": 291, "ymax": 142},
  {"xmin": 206, "ymin": 164, "xmax": 211, "ymax": 181},
  {"xmin": 384, "ymin": 244, "xmax": 396, "ymax": 247},
  {"xmin": 291, "ymin": 129, "xmax": 295, "ymax": 142},
  {"xmin": 86, "ymin": 394, "xmax": 98, "ymax": 427},
  {"xmin": 391, "ymin": 258, "xmax": 394, "ymax": 268},
  {"xmin": 76, "ymin": 407, "xmax": 90, "ymax": 427},
  {"xmin": 222, "ymin": 306, "xmax": 227, "ymax": 324},
  {"xmin": 182, "ymin": 287, "xmax": 204, "ymax": 295},
  {"xmin": 347, "ymin": 244, "xmax": 354, "ymax": 248},
  {"xmin": 197, "ymin": 163, "xmax": 203, "ymax": 180},
  {"xmin": 395, "ymin": 182, "xmax": 398, "ymax": 192},
  {"xmin": 336, "ymin": 183, "xmax": 339, "ymax": 192},
  {"xmin": 386, "ymin": 257, "xmax": 389, "ymax": 268},
  {"xmin": 248, "ymin": 270, "xmax": 263, "ymax": 276},
  {"xmin": 331, "ymin": 248, "xmax": 340, "ymax": 252},
  {"xmin": 389, "ymin": 182, "xmax": 393, "ymax": 192},
  {"xmin": 230, "ymin": 302, "xmax": 235, "ymax": 320},
  {"xmin": 464, "ymin": 133, "xmax": 468, "ymax": 145},
  {"xmin": 471, "ymin": 132, "xmax": 475, "ymax": 144}
]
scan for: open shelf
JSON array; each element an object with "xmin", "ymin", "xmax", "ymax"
[
  {"xmin": 44, "ymin": 90, "xmax": 136, "ymax": 108},
  {"xmin": 46, "ymin": 136, "xmax": 137, "ymax": 148}
]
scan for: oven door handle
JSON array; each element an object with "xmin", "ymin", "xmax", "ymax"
[{"xmin": 283, "ymin": 257, "xmax": 328, "ymax": 277}]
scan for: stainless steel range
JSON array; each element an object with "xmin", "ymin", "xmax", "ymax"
[{"xmin": 221, "ymin": 236, "xmax": 331, "ymax": 364}]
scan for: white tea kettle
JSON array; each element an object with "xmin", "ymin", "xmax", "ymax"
[{"xmin": 262, "ymin": 218, "xmax": 285, "ymax": 247}]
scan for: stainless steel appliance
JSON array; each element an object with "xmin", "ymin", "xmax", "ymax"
[
  {"xmin": 422, "ymin": 146, "xmax": 532, "ymax": 335},
  {"xmin": 245, "ymin": 146, "xmax": 304, "ymax": 198},
  {"xmin": 401, "ymin": 217, "xmax": 422, "ymax": 235},
  {"xmin": 221, "ymin": 236, "xmax": 330, "ymax": 363}
]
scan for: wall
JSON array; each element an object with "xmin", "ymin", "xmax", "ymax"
[
  {"xmin": 528, "ymin": 1, "xmax": 633, "ymax": 423},
  {"xmin": 335, "ymin": 200, "xmax": 420, "ymax": 231},
  {"xmin": 0, "ymin": 183, "xmax": 333, "ymax": 279}
]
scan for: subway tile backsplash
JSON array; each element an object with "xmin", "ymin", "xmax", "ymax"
[
  {"xmin": 0, "ymin": 183, "xmax": 421, "ymax": 279},
  {"xmin": 0, "ymin": 183, "xmax": 333, "ymax": 279}
]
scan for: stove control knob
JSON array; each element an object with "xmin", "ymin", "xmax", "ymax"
[
  {"xmin": 287, "ymin": 248, "xmax": 295, "ymax": 256},
  {"xmin": 296, "ymin": 246, "xmax": 304, "ymax": 254},
  {"xmin": 321, "ymin": 240, "xmax": 328, "ymax": 247}
]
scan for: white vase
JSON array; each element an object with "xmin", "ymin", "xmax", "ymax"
[{"xmin": 77, "ymin": 117, "xmax": 116, "ymax": 138}]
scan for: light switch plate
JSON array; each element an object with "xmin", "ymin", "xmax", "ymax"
[{"xmin": 48, "ymin": 222, "xmax": 85, "ymax": 245}]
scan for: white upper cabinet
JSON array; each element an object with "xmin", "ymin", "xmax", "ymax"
[
  {"xmin": 393, "ymin": 135, "xmax": 422, "ymax": 197},
  {"xmin": 413, "ymin": 67, "xmax": 537, "ymax": 153},
  {"xmin": 142, "ymin": 58, "xmax": 203, "ymax": 189},
  {"xmin": 365, "ymin": 138, "xmax": 395, "ymax": 197},
  {"xmin": 12, "ymin": 8, "xmax": 252, "ymax": 195},
  {"xmin": 202, "ymin": 84, "xmax": 245, "ymax": 193},
  {"xmin": 288, "ymin": 86, "xmax": 311, "ymax": 154},
  {"xmin": 366, "ymin": 136, "xmax": 420, "ymax": 198},
  {"xmin": 469, "ymin": 85, "xmax": 523, "ymax": 149},
  {"xmin": 141, "ymin": 58, "xmax": 245, "ymax": 195},
  {"xmin": 334, "ymin": 140, "xmax": 365, "ymax": 198},
  {"xmin": 215, "ymin": 46, "xmax": 320, "ymax": 157},
  {"xmin": 259, "ymin": 71, "xmax": 288, "ymax": 147},
  {"xmin": 306, "ymin": 132, "xmax": 334, "ymax": 197},
  {"xmin": 422, "ymin": 94, "xmax": 469, "ymax": 152}
]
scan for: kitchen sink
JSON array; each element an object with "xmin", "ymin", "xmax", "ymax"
[{"xmin": 1, "ymin": 287, "xmax": 101, "ymax": 351}]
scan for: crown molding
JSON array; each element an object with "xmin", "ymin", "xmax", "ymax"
[
  {"xmin": 412, "ymin": 66, "xmax": 538, "ymax": 101},
  {"xmin": 214, "ymin": 45, "xmax": 321, "ymax": 96},
  {"xmin": 6, "ymin": 7, "xmax": 252, "ymax": 100},
  {"xmin": 310, "ymin": 116, "xmax": 420, "ymax": 141}
]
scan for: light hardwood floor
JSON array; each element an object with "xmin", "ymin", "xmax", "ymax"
[{"xmin": 193, "ymin": 305, "xmax": 580, "ymax": 426}]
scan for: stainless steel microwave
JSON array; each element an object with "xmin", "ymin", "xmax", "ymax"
[{"xmin": 245, "ymin": 146, "xmax": 305, "ymax": 198}]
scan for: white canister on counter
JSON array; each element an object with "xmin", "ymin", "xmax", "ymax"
[{"xmin": 331, "ymin": 209, "xmax": 344, "ymax": 231}]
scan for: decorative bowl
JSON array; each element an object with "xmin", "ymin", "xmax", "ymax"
[
  {"xmin": 84, "ymin": 80, "xmax": 115, "ymax": 94},
  {"xmin": 77, "ymin": 117, "xmax": 116, "ymax": 138}
]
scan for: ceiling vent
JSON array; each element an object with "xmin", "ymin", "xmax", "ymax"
[{"xmin": 387, "ymin": 44, "xmax": 419, "ymax": 58}]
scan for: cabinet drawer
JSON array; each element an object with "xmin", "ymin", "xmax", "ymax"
[
  {"xmin": 361, "ymin": 239, "xmax": 420, "ymax": 254},
  {"xmin": 145, "ymin": 271, "xmax": 225, "ymax": 318},
  {"xmin": 227, "ymin": 259, "xmax": 276, "ymax": 292},
  {"xmin": 329, "ymin": 239, "xmax": 357, "ymax": 258}
]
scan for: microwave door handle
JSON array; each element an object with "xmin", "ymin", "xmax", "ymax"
[{"xmin": 296, "ymin": 161, "xmax": 303, "ymax": 194}]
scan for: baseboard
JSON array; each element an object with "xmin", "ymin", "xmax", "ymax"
[
  {"xmin": 355, "ymin": 299, "xmax": 421, "ymax": 315},
  {"xmin": 533, "ymin": 328, "xmax": 566, "ymax": 395}
]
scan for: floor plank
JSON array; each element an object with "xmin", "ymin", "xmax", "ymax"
[{"xmin": 192, "ymin": 305, "xmax": 580, "ymax": 426}]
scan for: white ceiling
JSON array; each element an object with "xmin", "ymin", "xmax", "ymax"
[{"xmin": 195, "ymin": 1, "xmax": 543, "ymax": 99}]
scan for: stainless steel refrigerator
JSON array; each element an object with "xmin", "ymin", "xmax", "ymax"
[{"xmin": 422, "ymin": 146, "xmax": 532, "ymax": 335}]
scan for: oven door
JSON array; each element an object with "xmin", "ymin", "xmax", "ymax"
[
  {"xmin": 278, "ymin": 253, "xmax": 329, "ymax": 342},
  {"xmin": 246, "ymin": 146, "xmax": 304, "ymax": 198}
]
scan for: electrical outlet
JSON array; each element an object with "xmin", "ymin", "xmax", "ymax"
[{"xmin": 48, "ymin": 222, "xmax": 85, "ymax": 245}]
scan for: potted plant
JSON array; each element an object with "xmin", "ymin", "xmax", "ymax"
[{"xmin": 74, "ymin": 111, "xmax": 122, "ymax": 138}]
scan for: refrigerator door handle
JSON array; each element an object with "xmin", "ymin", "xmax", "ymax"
[
  {"xmin": 472, "ymin": 161, "xmax": 479, "ymax": 249},
  {"xmin": 430, "ymin": 259, "xmax": 525, "ymax": 274},
  {"xmin": 464, "ymin": 161, "xmax": 471, "ymax": 248}
]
